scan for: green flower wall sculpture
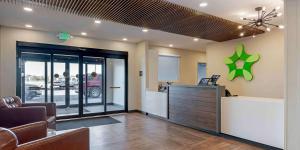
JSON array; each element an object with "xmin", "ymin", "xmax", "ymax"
[{"xmin": 224, "ymin": 43, "xmax": 260, "ymax": 81}]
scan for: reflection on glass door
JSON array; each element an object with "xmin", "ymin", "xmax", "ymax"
[
  {"xmin": 106, "ymin": 58, "xmax": 125, "ymax": 112},
  {"xmin": 53, "ymin": 55, "xmax": 79, "ymax": 117},
  {"xmin": 83, "ymin": 57, "xmax": 104, "ymax": 114}
]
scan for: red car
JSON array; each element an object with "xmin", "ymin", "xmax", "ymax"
[
  {"xmin": 83, "ymin": 74, "xmax": 102, "ymax": 98},
  {"xmin": 74, "ymin": 74, "xmax": 102, "ymax": 98}
]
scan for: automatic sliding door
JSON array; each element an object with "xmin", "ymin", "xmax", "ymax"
[
  {"xmin": 83, "ymin": 57, "xmax": 105, "ymax": 114},
  {"xmin": 21, "ymin": 53, "xmax": 50, "ymax": 103},
  {"xmin": 53, "ymin": 55, "xmax": 79, "ymax": 117},
  {"xmin": 106, "ymin": 58, "xmax": 125, "ymax": 112},
  {"xmin": 18, "ymin": 44, "xmax": 128, "ymax": 119}
]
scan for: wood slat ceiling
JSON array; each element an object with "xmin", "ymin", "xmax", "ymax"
[{"xmin": 1, "ymin": 0, "xmax": 264, "ymax": 42}]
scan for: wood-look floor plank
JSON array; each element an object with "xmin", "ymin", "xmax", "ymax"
[{"xmin": 85, "ymin": 113, "xmax": 262, "ymax": 150}]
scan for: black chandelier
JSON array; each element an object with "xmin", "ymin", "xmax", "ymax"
[{"xmin": 241, "ymin": 7, "xmax": 283, "ymax": 32}]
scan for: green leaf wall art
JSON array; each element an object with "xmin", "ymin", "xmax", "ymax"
[{"xmin": 224, "ymin": 43, "xmax": 260, "ymax": 81}]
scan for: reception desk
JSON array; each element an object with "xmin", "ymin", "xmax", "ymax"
[
  {"xmin": 221, "ymin": 96, "xmax": 284, "ymax": 149},
  {"xmin": 168, "ymin": 85, "xmax": 225, "ymax": 133}
]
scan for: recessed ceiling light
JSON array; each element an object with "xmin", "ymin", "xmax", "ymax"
[
  {"xmin": 239, "ymin": 32, "xmax": 244, "ymax": 37},
  {"xmin": 23, "ymin": 7, "xmax": 33, "ymax": 12},
  {"xmin": 81, "ymin": 32, "xmax": 87, "ymax": 36},
  {"xmin": 142, "ymin": 28, "xmax": 149, "ymax": 33},
  {"xmin": 25, "ymin": 24, "xmax": 32, "ymax": 28},
  {"xmin": 266, "ymin": 27, "xmax": 271, "ymax": 32},
  {"xmin": 277, "ymin": 12, "xmax": 283, "ymax": 17},
  {"xmin": 94, "ymin": 20, "xmax": 101, "ymax": 24},
  {"xmin": 279, "ymin": 25, "xmax": 285, "ymax": 29},
  {"xmin": 122, "ymin": 38, "xmax": 128, "ymax": 41},
  {"xmin": 238, "ymin": 25, "xmax": 243, "ymax": 29},
  {"xmin": 276, "ymin": 6, "xmax": 281, "ymax": 10},
  {"xmin": 262, "ymin": 6, "xmax": 266, "ymax": 11},
  {"xmin": 193, "ymin": 38, "xmax": 199, "ymax": 42},
  {"xmin": 169, "ymin": 44, "xmax": 173, "ymax": 47},
  {"xmin": 252, "ymin": 35, "xmax": 256, "ymax": 38},
  {"xmin": 199, "ymin": 2, "xmax": 208, "ymax": 7}
]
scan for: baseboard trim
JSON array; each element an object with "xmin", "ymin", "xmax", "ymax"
[
  {"xmin": 128, "ymin": 109, "xmax": 142, "ymax": 113},
  {"xmin": 143, "ymin": 112, "xmax": 168, "ymax": 121},
  {"xmin": 128, "ymin": 110, "xmax": 169, "ymax": 121},
  {"xmin": 220, "ymin": 134, "xmax": 283, "ymax": 150}
]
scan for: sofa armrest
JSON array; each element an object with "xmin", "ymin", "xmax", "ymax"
[
  {"xmin": 0, "ymin": 107, "xmax": 47, "ymax": 128},
  {"xmin": 22, "ymin": 103, "xmax": 56, "ymax": 116},
  {"xmin": 11, "ymin": 121, "xmax": 47, "ymax": 145},
  {"xmin": 17, "ymin": 128, "xmax": 90, "ymax": 150}
]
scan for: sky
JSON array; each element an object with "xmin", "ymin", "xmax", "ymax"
[{"xmin": 25, "ymin": 61, "xmax": 102, "ymax": 77}]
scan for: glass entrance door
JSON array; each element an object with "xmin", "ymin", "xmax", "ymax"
[
  {"xmin": 52, "ymin": 55, "xmax": 79, "ymax": 117},
  {"xmin": 21, "ymin": 53, "xmax": 50, "ymax": 104},
  {"xmin": 17, "ymin": 42, "xmax": 128, "ymax": 119},
  {"xmin": 83, "ymin": 57, "xmax": 105, "ymax": 114},
  {"xmin": 106, "ymin": 58, "xmax": 125, "ymax": 112}
]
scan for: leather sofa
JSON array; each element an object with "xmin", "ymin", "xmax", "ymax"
[
  {"xmin": 0, "ymin": 121, "xmax": 90, "ymax": 150},
  {"xmin": 0, "ymin": 96, "xmax": 56, "ymax": 129}
]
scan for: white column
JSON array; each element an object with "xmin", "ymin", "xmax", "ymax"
[
  {"xmin": 286, "ymin": 0, "xmax": 300, "ymax": 149},
  {"xmin": 135, "ymin": 41, "xmax": 148, "ymax": 110}
]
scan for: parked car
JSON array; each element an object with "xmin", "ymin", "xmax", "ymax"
[
  {"xmin": 84, "ymin": 74, "xmax": 102, "ymax": 98},
  {"xmin": 75, "ymin": 74, "xmax": 102, "ymax": 98},
  {"xmin": 53, "ymin": 76, "xmax": 78, "ymax": 89},
  {"xmin": 25, "ymin": 84, "xmax": 42, "ymax": 100}
]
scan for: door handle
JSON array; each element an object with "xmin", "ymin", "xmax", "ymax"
[{"xmin": 110, "ymin": 86, "xmax": 121, "ymax": 88}]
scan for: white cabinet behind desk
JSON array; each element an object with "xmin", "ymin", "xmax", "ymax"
[
  {"xmin": 143, "ymin": 90, "xmax": 168, "ymax": 118},
  {"xmin": 221, "ymin": 96, "xmax": 284, "ymax": 149}
]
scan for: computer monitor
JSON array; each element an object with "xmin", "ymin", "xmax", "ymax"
[
  {"xmin": 210, "ymin": 75, "xmax": 220, "ymax": 85},
  {"xmin": 198, "ymin": 75, "xmax": 220, "ymax": 86},
  {"xmin": 198, "ymin": 78, "xmax": 210, "ymax": 86}
]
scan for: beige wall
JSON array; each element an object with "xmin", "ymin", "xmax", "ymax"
[
  {"xmin": 285, "ymin": 0, "xmax": 300, "ymax": 149},
  {"xmin": 135, "ymin": 42, "xmax": 148, "ymax": 110},
  {"xmin": 148, "ymin": 46, "xmax": 206, "ymax": 90},
  {"xmin": 0, "ymin": 26, "xmax": 138, "ymax": 110},
  {"xmin": 146, "ymin": 49, "xmax": 159, "ymax": 91},
  {"xmin": 206, "ymin": 30, "xmax": 284, "ymax": 98}
]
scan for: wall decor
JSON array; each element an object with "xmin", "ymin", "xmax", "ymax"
[{"xmin": 224, "ymin": 44, "xmax": 260, "ymax": 81}]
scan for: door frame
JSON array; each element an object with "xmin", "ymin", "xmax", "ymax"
[
  {"xmin": 197, "ymin": 62, "xmax": 207, "ymax": 83},
  {"xmin": 16, "ymin": 41, "xmax": 129, "ymax": 119}
]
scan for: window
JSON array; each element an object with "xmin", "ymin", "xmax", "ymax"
[
  {"xmin": 158, "ymin": 55, "xmax": 180, "ymax": 81},
  {"xmin": 198, "ymin": 63, "xmax": 207, "ymax": 82}
]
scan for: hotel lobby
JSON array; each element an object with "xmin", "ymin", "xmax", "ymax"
[{"xmin": 0, "ymin": 0, "xmax": 299, "ymax": 150}]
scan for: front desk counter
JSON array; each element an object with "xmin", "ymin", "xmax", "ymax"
[{"xmin": 168, "ymin": 85, "xmax": 225, "ymax": 133}]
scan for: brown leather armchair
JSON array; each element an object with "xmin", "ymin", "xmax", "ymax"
[
  {"xmin": 0, "ymin": 121, "xmax": 90, "ymax": 150},
  {"xmin": 0, "ymin": 96, "xmax": 56, "ymax": 129}
]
